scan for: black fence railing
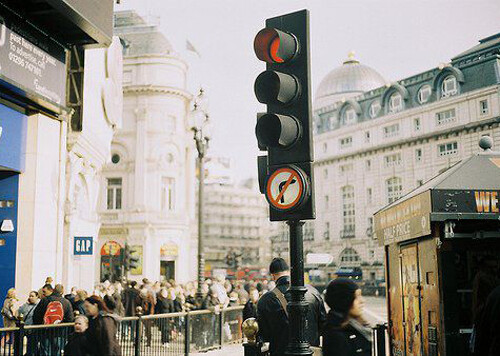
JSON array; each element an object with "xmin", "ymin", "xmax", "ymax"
[{"xmin": 0, "ymin": 306, "xmax": 244, "ymax": 356}]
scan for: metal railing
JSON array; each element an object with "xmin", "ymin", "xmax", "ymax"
[{"xmin": 0, "ymin": 306, "xmax": 244, "ymax": 356}]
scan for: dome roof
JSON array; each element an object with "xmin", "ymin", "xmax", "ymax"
[{"xmin": 314, "ymin": 53, "xmax": 386, "ymax": 109}]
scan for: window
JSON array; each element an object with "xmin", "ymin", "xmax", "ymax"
[
  {"xmin": 436, "ymin": 108, "xmax": 457, "ymax": 125},
  {"xmin": 365, "ymin": 160, "xmax": 371, "ymax": 171},
  {"xmin": 341, "ymin": 186, "xmax": 355, "ymax": 235},
  {"xmin": 339, "ymin": 163, "xmax": 353, "ymax": 175},
  {"xmin": 383, "ymin": 123, "xmax": 400, "ymax": 138},
  {"xmin": 418, "ymin": 85, "xmax": 432, "ymax": 103},
  {"xmin": 367, "ymin": 188, "xmax": 372, "ymax": 204},
  {"xmin": 324, "ymin": 222, "xmax": 330, "ymax": 240},
  {"xmin": 415, "ymin": 149, "xmax": 422, "ymax": 162},
  {"xmin": 106, "ymin": 178, "xmax": 122, "ymax": 210},
  {"xmin": 111, "ymin": 154, "xmax": 120, "ymax": 164},
  {"xmin": 414, "ymin": 118, "xmax": 421, "ymax": 131},
  {"xmin": 340, "ymin": 137, "xmax": 353, "ymax": 149},
  {"xmin": 438, "ymin": 142, "xmax": 458, "ymax": 157},
  {"xmin": 343, "ymin": 107, "xmax": 356, "ymax": 124},
  {"xmin": 365, "ymin": 131, "xmax": 371, "ymax": 143},
  {"xmin": 389, "ymin": 92, "xmax": 403, "ymax": 113},
  {"xmin": 340, "ymin": 248, "xmax": 360, "ymax": 266},
  {"xmin": 386, "ymin": 177, "xmax": 403, "ymax": 204},
  {"xmin": 384, "ymin": 153, "xmax": 402, "ymax": 168},
  {"xmin": 480, "ymin": 100, "xmax": 489, "ymax": 115},
  {"xmin": 369, "ymin": 101, "xmax": 381, "ymax": 118},
  {"xmin": 161, "ymin": 177, "xmax": 175, "ymax": 211},
  {"xmin": 441, "ymin": 76, "xmax": 458, "ymax": 97}
]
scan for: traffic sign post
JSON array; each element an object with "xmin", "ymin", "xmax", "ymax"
[{"xmin": 253, "ymin": 9, "xmax": 315, "ymax": 356}]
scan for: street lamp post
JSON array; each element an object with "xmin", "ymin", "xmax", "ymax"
[{"xmin": 190, "ymin": 88, "xmax": 210, "ymax": 300}]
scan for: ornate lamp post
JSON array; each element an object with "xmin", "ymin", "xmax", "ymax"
[{"xmin": 190, "ymin": 88, "xmax": 211, "ymax": 299}]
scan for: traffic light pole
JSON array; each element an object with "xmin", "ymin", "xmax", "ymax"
[{"xmin": 286, "ymin": 220, "xmax": 313, "ymax": 356}]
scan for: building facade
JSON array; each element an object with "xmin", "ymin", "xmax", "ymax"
[
  {"xmin": 0, "ymin": 1, "xmax": 116, "ymax": 304},
  {"xmin": 98, "ymin": 11, "xmax": 196, "ymax": 284},
  {"xmin": 202, "ymin": 175, "xmax": 274, "ymax": 274},
  {"xmin": 312, "ymin": 34, "xmax": 500, "ymax": 281}
]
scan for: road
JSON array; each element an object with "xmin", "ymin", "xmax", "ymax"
[{"xmin": 197, "ymin": 297, "xmax": 388, "ymax": 356}]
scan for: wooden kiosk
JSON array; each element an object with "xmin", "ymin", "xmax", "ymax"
[{"xmin": 374, "ymin": 139, "xmax": 500, "ymax": 356}]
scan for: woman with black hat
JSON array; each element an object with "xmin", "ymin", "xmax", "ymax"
[{"xmin": 322, "ymin": 279, "xmax": 372, "ymax": 356}]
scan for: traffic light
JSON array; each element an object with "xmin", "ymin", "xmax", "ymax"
[
  {"xmin": 226, "ymin": 252, "xmax": 234, "ymax": 267},
  {"xmin": 254, "ymin": 10, "xmax": 315, "ymax": 221},
  {"xmin": 123, "ymin": 244, "xmax": 140, "ymax": 271}
]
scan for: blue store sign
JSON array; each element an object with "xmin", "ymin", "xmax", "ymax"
[
  {"xmin": 74, "ymin": 237, "xmax": 93, "ymax": 256},
  {"xmin": 0, "ymin": 104, "xmax": 27, "ymax": 172}
]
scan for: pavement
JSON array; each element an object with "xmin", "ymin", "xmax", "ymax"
[{"xmin": 192, "ymin": 344, "xmax": 244, "ymax": 356}]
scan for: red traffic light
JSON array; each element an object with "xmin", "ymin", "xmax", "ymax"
[{"xmin": 254, "ymin": 28, "xmax": 298, "ymax": 64}]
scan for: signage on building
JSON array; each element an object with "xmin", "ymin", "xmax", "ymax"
[
  {"xmin": 0, "ymin": 104, "xmax": 27, "ymax": 172},
  {"xmin": 374, "ymin": 191, "xmax": 432, "ymax": 246},
  {"xmin": 432, "ymin": 189, "xmax": 500, "ymax": 215},
  {"xmin": 160, "ymin": 243, "xmax": 179, "ymax": 257},
  {"xmin": 0, "ymin": 13, "xmax": 66, "ymax": 107},
  {"xmin": 74, "ymin": 237, "xmax": 93, "ymax": 255},
  {"xmin": 100, "ymin": 240, "xmax": 122, "ymax": 256}
]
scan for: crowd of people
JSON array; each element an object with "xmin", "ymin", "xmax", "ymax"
[{"xmin": 0, "ymin": 275, "xmax": 275, "ymax": 355}]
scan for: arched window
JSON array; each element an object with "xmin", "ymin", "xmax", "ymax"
[
  {"xmin": 386, "ymin": 177, "xmax": 403, "ymax": 204},
  {"xmin": 339, "ymin": 248, "xmax": 361, "ymax": 267},
  {"xmin": 341, "ymin": 106, "xmax": 356, "ymax": 125},
  {"xmin": 441, "ymin": 76, "xmax": 458, "ymax": 98},
  {"xmin": 418, "ymin": 85, "xmax": 432, "ymax": 104},
  {"xmin": 369, "ymin": 101, "xmax": 381, "ymax": 118},
  {"xmin": 341, "ymin": 185, "xmax": 355, "ymax": 237},
  {"xmin": 389, "ymin": 92, "xmax": 403, "ymax": 113}
]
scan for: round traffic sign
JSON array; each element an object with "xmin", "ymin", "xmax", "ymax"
[{"xmin": 266, "ymin": 166, "xmax": 309, "ymax": 211}]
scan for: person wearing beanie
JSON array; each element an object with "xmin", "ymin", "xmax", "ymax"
[
  {"xmin": 322, "ymin": 279, "xmax": 372, "ymax": 356},
  {"xmin": 257, "ymin": 257, "xmax": 326, "ymax": 356}
]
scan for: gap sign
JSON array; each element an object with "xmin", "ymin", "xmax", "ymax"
[{"xmin": 74, "ymin": 237, "xmax": 93, "ymax": 256}]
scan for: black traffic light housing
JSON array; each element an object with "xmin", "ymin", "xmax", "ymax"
[
  {"xmin": 123, "ymin": 243, "xmax": 140, "ymax": 271},
  {"xmin": 254, "ymin": 10, "xmax": 315, "ymax": 221}
]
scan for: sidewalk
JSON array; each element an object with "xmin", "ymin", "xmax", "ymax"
[{"xmin": 192, "ymin": 344, "xmax": 244, "ymax": 356}]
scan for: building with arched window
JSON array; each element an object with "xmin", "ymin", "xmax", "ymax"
[{"xmin": 312, "ymin": 33, "xmax": 500, "ymax": 282}]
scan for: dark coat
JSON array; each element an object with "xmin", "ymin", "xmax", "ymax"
[
  {"xmin": 63, "ymin": 332, "xmax": 91, "ymax": 356},
  {"xmin": 474, "ymin": 285, "xmax": 500, "ymax": 356},
  {"xmin": 86, "ymin": 313, "xmax": 122, "ymax": 356},
  {"xmin": 122, "ymin": 287, "xmax": 141, "ymax": 317},
  {"xmin": 74, "ymin": 300, "xmax": 86, "ymax": 317},
  {"xmin": 155, "ymin": 296, "xmax": 173, "ymax": 314},
  {"xmin": 256, "ymin": 276, "xmax": 326, "ymax": 356},
  {"xmin": 33, "ymin": 293, "xmax": 74, "ymax": 324},
  {"xmin": 243, "ymin": 300, "xmax": 257, "ymax": 321},
  {"xmin": 322, "ymin": 312, "xmax": 371, "ymax": 356}
]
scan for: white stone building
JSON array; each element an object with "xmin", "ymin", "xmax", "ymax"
[
  {"xmin": 312, "ymin": 34, "xmax": 500, "ymax": 281},
  {"xmin": 98, "ymin": 11, "xmax": 196, "ymax": 283}
]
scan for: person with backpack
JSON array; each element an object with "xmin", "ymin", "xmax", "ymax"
[
  {"xmin": 33, "ymin": 284, "xmax": 74, "ymax": 324},
  {"xmin": 257, "ymin": 258, "xmax": 326, "ymax": 356}
]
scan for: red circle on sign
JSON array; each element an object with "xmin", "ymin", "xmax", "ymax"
[{"xmin": 266, "ymin": 167, "xmax": 305, "ymax": 211}]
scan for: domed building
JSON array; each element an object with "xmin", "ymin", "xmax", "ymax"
[
  {"xmin": 314, "ymin": 53, "xmax": 386, "ymax": 133},
  {"xmin": 303, "ymin": 34, "xmax": 500, "ymax": 287}
]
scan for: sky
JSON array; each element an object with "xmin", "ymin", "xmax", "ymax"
[{"xmin": 116, "ymin": 0, "xmax": 500, "ymax": 182}]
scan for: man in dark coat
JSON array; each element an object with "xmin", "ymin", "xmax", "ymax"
[
  {"xmin": 474, "ymin": 285, "xmax": 500, "ymax": 356},
  {"xmin": 257, "ymin": 258, "xmax": 326, "ymax": 356},
  {"xmin": 122, "ymin": 281, "xmax": 141, "ymax": 317}
]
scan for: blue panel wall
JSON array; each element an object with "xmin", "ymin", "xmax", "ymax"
[
  {"xmin": 0, "ymin": 104, "xmax": 27, "ymax": 172},
  {"xmin": 0, "ymin": 173, "xmax": 19, "ymax": 327}
]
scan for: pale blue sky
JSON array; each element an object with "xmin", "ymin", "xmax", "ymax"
[{"xmin": 117, "ymin": 0, "xmax": 500, "ymax": 181}]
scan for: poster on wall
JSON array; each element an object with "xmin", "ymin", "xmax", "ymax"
[{"xmin": 130, "ymin": 245, "xmax": 143, "ymax": 275}]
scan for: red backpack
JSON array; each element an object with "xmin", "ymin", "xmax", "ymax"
[{"xmin": 43, "ymin": 300, "xmax": 64, "ymax": 324}]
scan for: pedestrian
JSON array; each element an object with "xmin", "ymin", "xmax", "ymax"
[
  {"xmin": 1, "ymin": 288, "xmax": 19, "ymax": 347},
  {"xmin": 243, "ymin": 288, "xmax": 259, "ymax": 321},
  {"xmin": 74, "ymin": 290, "xmax": 88, "ymax": 316},
  {"xmin": 473, "ymin": 285, "xmax": 500, "ymax": 356},
  {"xmin": 63, "ymin": 315, "xmax": 91, "ymax": 356},
  {"xmin": 155, "ymin": 288, "xmax": 173, "ymax": 346},
  {"xmin": 18, "ymin": 291, "xmax": 40, "ymax": 355},
  {"xmin": 140, "ymin": 287, "xmax": 155, "ymax": 347},
  {"xmin": 257, "ymin": 258, "xmax": 326, "ymax": 356},
  {"xmin": 322, "ymin": 279, "xmax": 372, "ymax": 356},
  {"xmin": 84, "ymin": 295, "xmax": 122, "ymax": 356},
  {"xmin": 33, "ymin": 284, "xmax": 74, "ymax": 324},
  {"xmin": 122, "ymin": 281, "xmax": 141, "ymax": 317}
]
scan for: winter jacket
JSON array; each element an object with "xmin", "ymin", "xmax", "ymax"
[
  {"xmin": 322, "ymin": 312, "xmax": 371, "ymax": 356},
  {"xmin": 256, "ymin": 276, "xmax": 326, "ymax": 356},
  {"xmin": 474, "ymin": 285, "xmax": 500, "ymax": 356},
  {"xmin": 155, "ymin": 296, "xmax": 174, "ymax": 314},
  {"xmin": 1, "ymin": 298, "xmax": 19, "ymax": 327},
  {"xmin": 33, "ymin": 293, "xmax": 74, "ymax": 324},
  {"xmin": 122, "ymin": 287, "xmax": 141, "ymax": 316},
  {"xmin": 63, "ymin": 332, "xmax": 92, "ymax": 356},
  {"xmin": 243, "ymin": 300, "xmax": 257, "ymax": 321},
  {"xmin": 86, "ymin": 312, "xmax": 122, "ymax": 356},
  {"xmin": 18, "ymin": 301, "xmax": 38, "ymax": 325}
]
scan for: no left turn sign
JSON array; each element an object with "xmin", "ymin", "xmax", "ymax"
[{"xmin": 266, "ymin": 166, "xmax": 309, "ymax": 211}]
